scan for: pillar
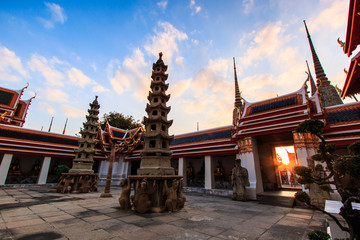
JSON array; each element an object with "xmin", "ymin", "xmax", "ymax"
[
  {"xmin": 237, "ymin": 137, "xmax": 263, "ymax": 200},
  {"xmin": 204, "ymin": 155, "xmax": 214, "ymax": 189},
  {"xmin": 178, "ymin": 157, "xmax": 186, "ymax": 186},
  {"xmin": 0, "ymin": 154, "xmax": 13, "ymax": 185},
  {"xmin": 38, "ymin": 157, "xmax": 51, "ymax": 184}
]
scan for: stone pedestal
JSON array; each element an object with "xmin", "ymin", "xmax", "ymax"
[
  {"xmin": 56, "ymin": 173, "xmax": 98, "ymax": 193},
  {"xmin": 128, "ymin": 175, "xmax": 183, "ymax": 213}
]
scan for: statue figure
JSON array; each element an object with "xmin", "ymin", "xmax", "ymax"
[
  {"xmin": 56, "ymin": 175, "xmax": 74, "ymax": 193},
  {"xmin": 163, "ymin": 179, "xmax": 179, "ymax": 213},
  {"xmin": 79, "ymin": 175, "xmax": 91, "ymax": 193},
  {"xmin": 131, "ymin": 178, "xmax": 156, "ymax": 213},
  {"xmin": 177, "ymin": 179, "xmax": 186, "ymax": 209},
  {"xmin": 231, "ymin": 159, "xmax": 250, "ymax": 201},
  {"xmin": 91, "ymin": 175, "xmax": 98, "ymax": 192},
  {"xmin": 119, "ymin": 178, "xmax": 131, "ymax": 210}
]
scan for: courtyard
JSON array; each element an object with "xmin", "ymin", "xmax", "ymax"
[{"xmin": 0, "ymin": 186, "xmax": 326, "ymax": 240}]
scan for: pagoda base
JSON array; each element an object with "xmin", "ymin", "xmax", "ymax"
[
  {"xmin": 122, "ymin": 175, "xmax": 185, "ymax": 213},
  {"xmin": 137, "ymin": 167, "xmax": 175, "ymax": 175},
  {"xmin": 56, "ymin": 173, "xmax": 98, "ymax": 194}
]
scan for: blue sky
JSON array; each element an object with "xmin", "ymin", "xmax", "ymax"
[{"xmin": 0, "ymin": 0, "xmax": 353, "ymax": 135}]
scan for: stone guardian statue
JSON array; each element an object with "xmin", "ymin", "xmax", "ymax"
[{"xmin": 231, "ymin": 159, "xmax": 250, "ymax": 201}]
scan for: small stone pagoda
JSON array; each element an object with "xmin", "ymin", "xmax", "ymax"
[
  {"xmin": 119, "ymin": 53, "xmax": 185, "ymax": 213},
  {"xmin": 56, "ymin": 96, "xmax": 99, "ymax": 193}
]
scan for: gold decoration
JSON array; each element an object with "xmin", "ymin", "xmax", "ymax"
[
  {"xmin": 337, "ymin": 38, "xmax": 345, "ymax": 49},
  {"xmin": 344, "ymin": 68, "xmax": 348, "ymax": 74}
]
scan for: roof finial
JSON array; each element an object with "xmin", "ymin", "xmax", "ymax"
[
  {"xmin": 233, "ymin": 57, "xmax": 242, "ymax": 108},
  {"xmin": 303, "ymin": 20, "xmax": 329, "ymax": 86},
  {"xmin": 305, "ymin": 60, "xmax": 317, "ymax": 96},
  {"xmin": 159, "ymin": 52, "xmax": 163, "ymax": 59}
]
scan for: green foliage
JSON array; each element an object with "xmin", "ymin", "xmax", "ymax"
[
  {"xmin": 100, "ymin": 111, "xmax": 141, "ymax": 130},
  {"xmin": 348, "ymin": 141, "xmax": 360, "ymax": 155},
  {"xmin": 294, "ymin": 166, "xmax": 314, "ymax": 184},
  {"xmin": 307, "ymin": 230, "xmax": 330, "ymax": 240},
  {"xmin": 295, "ymin": 191, "xmax": 311, "ymax": 205},
  {"xmin": 334, "ymin": 156, "xmax": 360, "ymax": 179},
  {"xmin": 56, "ymin": 165, "xmax": 70, "ymax": 175},
  {"xmin": 296, "ymin": 119, "xmax": 324, "ymax": 135}
]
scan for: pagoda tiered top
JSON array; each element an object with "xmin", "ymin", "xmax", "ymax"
[{"xmin": 137, "ymin": 52, "xmax": 175, "ymax": 175}]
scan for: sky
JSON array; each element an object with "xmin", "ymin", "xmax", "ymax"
[{"xmin": 0, "ymin": 0, "xmax": 354, "ymax": 136}]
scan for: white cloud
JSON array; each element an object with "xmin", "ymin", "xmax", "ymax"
[
  {"xmin": 61, "ymin": 104, "xmax": 87, "ymax": 118},
  {"xmin": 28, "ymin": 54, "xmax": 64, "ymax": 86},
  {"xmin": 242, "ymin": 0, "xmax": 254, "ymax": 14},
  {"xmin": 169, "ymin": 78, "xmax": 191, "ymax": 98},
  {"xmin": 189, "ymin": 0, "xmax": 201, "ymax": 15},
  {"xmin": 240, "ymin": 21, "xmax": 286, "ymax": 66},
  {"xmin": 310, "ymin": 0, "xmax": 347, "ymax": 32},
  {"xmin": 0, "ymin": 46, "xmax": 28, "ymax": 82},
  {"xmin": 91, "ymin": 63, "xmax": 97, "ymax": 72},
  {"xmin": 39, "ymin": 2, "xmax": 67, "ymax": 29},
  {"xmin": 157, "ymin": 0, "xmax": 168, "ymax": 9},
  {"xmin": 144, "ymin": 22, "xmax": 188, "ymax": 63},
  {"xmin": 38, "ymin": 102, "xmax": 56, "ymax": 114},
  {"xmin": 67, "ymin": 67, "xmax": 92, "ymax": 87},
  {"xmin": 40, "ymin": 88, "xmax": 68, "ymax": 102},
  {"xmin": 92, "ymin": 84, "xmax": 109, "ymax": 93},
  {"xmin": 108, "ymin": 49, "xmax": 148, "ymax": 99}
]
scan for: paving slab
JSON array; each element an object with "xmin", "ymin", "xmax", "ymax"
[{"xmin": 0, "ymin": 186, "xmax": 328, "ymax": 240}]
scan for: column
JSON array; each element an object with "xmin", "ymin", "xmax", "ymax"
[
  {"xmin": 0, "ymin": 154, "xmax": 13, "ymax": 185},
  {"xmin": 204, "ymin": 155, "xmax": 214, "ymax": 189},
  {"xmin": 38, "ymin": 157, "xmax": 51, "ymax": 184},
  {"xmin": 178, "ymin": 157, "xmax": 187, "ymax": 186},
  {"xmin": 237, "ymin": 137, "xmax": 263, "ymax": 199}
]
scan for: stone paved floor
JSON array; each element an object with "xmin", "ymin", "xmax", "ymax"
[{"xmin": 0, "ymin": 186, "xmax": 326, "ymax": 240}]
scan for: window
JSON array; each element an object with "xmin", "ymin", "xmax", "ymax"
[
  {"xmin": 161, "ymin": 111, "xmax": 165, "ymax": 116},
  {"xmin": 151, "ymin": 124, "xmax": 156, "ymax": 131},
  {"xmin": 162, "ymin": 141, "xmax": 167, "ymax": 148},
  {"xmin": 152, "ymin": 110, "xmax": 158, "ymax": 116},
  {"xmin": 161, "ymin": 125, "xmax": 166, "ymax": 131},
  {"xmin": 154, "ymin": 98, "xmax": 158, "ymax": 103},
  {"xmin": 149, "ymin": 140, "xmax": 156, "ymax": 148}
]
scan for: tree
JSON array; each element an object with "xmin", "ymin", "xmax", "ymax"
[
  {"xmin": 100, "ymin": 111, "xmax": 141, "ymax": 130},
  {"xmin": 294, "ymin": 119, "xmax": 360, "ymax": 240}
]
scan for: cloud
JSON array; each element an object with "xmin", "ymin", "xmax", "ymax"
[
  {"xmin": 107, "ymin": 49, "xmax": 149, "ymax": 99},
  {"xmin": 157, "ymin": 0, "xmax": 168, "ymax": 9},
  {"xmin": 92, "ymin": 84, "xmax": 109, "ymax": 93},
  {"xmin": 41, "ymin": 88, "xmax": 69, "ymax": 102},
  {"xmin": 169, "ymin": 78, "xmax": 191, "ymax": 98},
  {"xmin": 39, "ymin": 2, "xmax": 67, "ymax": 29},
  {"xmin": 38, "ymin": 102, "xmax": 56, "ymax": 114},
  {"xmin": 310, "ymin": 0, "xmax": 347, "ymax": 32},
  {"xmin": 0, "ymin": 46, "xmax": 28, "ymax": 82},
  {"xmin": 189, "ymin": 0, "xmax": 201, "ymax": 15},
  {"xmin": 61, "ymin": 104, "xmax": 87, "ymax": 118},
  {"xmin": 239, "ymin": 21, "xmax": 286, "ymax": 66},
  {"xmin": 67, "ymin": 67, "xmax": 92, "ymax": 87},
  {"xmin": 242, "ymin": 0, "xmax": 254, "ymax": 14},
  {"xmin": 28, "ymin": 54, "xmax": 64, "ymax": 86},
  {"xmin": 144, "ymin": 22, "xmax": 188, "ymax": 63}
]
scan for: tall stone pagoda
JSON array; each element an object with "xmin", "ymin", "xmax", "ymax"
[
  {"xmin": 123, "ymin": 53, "xmax": 184, "ymax": 214},
  {"xmin": 56, "ymin": 96, "xmax": 100, "ymax": 193},
  {"xmin": 138, "ymin": 52, "xmax": 175, "ymax": 175},
  {"xmin": 70, "ymin": 96, "xmax": 100, "ymax": 174}
]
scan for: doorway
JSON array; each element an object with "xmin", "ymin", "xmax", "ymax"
[{"xmin": 274, "ymin": 145, "xmax": 300, "ymax": 189}]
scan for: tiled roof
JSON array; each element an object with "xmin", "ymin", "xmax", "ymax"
[
  {"xmin": 327, "ymin": 107, "xmax": 360, "ymax": 124},
  {"xmin": 0, "ymin": 128, "xmax": 78, "ymax": 146},
  {"xmin": 171, "ymin": 129, "xmax": 231, "ymax": 146},
  {"xmin": 250, "ymin": 96, "xmax": 298, "ymax": 114}
]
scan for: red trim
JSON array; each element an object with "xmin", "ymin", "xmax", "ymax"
[
  {"xmin": 341, "ymin": 51, "xmax": 360, "ymax": 97},
  {"xmin": 345, "ymin": 0, "xmax": 360, "ymax": 56}
]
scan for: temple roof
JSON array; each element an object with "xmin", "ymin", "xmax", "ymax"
[
  {"xmin": 341, "ymin": 48, "xmax": 360, "ymax": 98},
  {"xmin": 344, "ymin": 0, "xmax": 360, "ymax": 56}
]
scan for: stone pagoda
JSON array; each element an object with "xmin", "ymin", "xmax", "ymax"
[
  {"xmin": 121, "ymin": 53, "xmax": 185, "ymax": 213},
  {"xmin": 56, "ymin": 96, "xmax": 100, "ymax": 193},
  {"xmin": 138, "ymin": 52, "xmax": 175, "ymax": 175}
]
